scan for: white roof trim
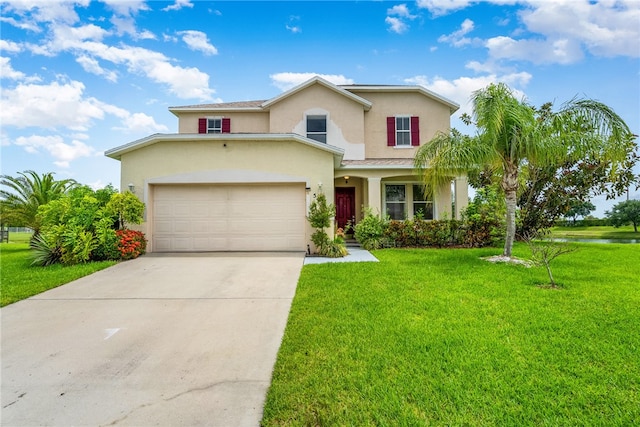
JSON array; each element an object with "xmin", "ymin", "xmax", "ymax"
[
  {"xmin": 261, "ymin": 76, "xmax": 373, "ymax": 111},
  {"xmin": 337, "ymin": 164, "xmax": 415, "ymax": 170},
  {"xmin": 105, "ymin": 133, "xmax": 344, "ymax": 160},
  {"xmin": 168, "ymin": 106, "xmax": 264, "ymax": 114}
]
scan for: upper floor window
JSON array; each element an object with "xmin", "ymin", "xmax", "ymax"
[
  {"xmin": 208, "ymin": 118, "xmax": 222, "ymax": 133},
  {"xmin": 198, "ymin": 117, "xmax": 231, "ymax": 134},
  {"xmin": 306, "ymin": 115, "xmax": 327, "ymax": 143},
  {"xmin": 395, "ymin": 117, "xmax": 411, "ymax": 146},
  {"xmin": 386, "ymin": 116, "xmax": 420, "ymax": 147}
]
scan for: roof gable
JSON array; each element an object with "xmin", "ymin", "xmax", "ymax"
[
  {"xmin": 342, "ymin": 84, "xmax": 459, "ymax": 114},
  {"xmin": 261, "ymin": 76, "xmax": 372, "ymax": 111}
]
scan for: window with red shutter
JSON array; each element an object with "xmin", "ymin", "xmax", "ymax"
[{"xmin": 198, "ymin": 118, "xmax": 207, "ymax": 134}]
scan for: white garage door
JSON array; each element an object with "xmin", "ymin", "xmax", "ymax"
[{"xmin": 152, "ymin": 184, "xmax": 306, "ymax": 252}]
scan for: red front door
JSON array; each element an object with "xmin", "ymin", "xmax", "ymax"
[{"xmin": 335, "ymin": 187, "xmax": 355, "ymax": 230}]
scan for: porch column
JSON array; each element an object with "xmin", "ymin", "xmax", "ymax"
[
  {"xmin": 454, "ymin": 176, "xmax": 469, "ymax": 219},
  {"xmin": 367, "ymin": 177, "xmax": 382, "ymax": 215}
]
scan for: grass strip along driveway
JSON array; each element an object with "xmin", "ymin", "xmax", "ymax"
[
  {"xmin": 1, "ymin": 240, "xmax": 116, "ymax": 307},
  {"xmin": 262, "ymin": 244, "xmax": 640, "ymax": 426}
]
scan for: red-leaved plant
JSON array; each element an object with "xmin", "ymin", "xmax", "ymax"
[{"xmin": 116, "ymin": 229, "xmax": 147, "ymax": 260}]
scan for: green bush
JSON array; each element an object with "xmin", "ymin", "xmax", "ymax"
[
  {"xmin": 319, "ymin": 239, "xmax": 349, "ymax": 258},
  {"xmin": 354, "ymin": 208, "xmax": 389, "ymax": 250},
  {"xmin": 33, "ymin": 185, "xmax": 146, "ymax": 265}
]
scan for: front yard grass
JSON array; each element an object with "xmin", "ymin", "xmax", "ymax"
[
  {"xmin": 262, "ymin": 244, "xmax": 640, "ymax": 426},
  {"xmin": 1, "ymin": 241, "xmax": 116, "ymax": 307}
]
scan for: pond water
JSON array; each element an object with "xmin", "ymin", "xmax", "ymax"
[{"xmin": 552, "ymin": 238, "xmax": 640, "ymax": 244}]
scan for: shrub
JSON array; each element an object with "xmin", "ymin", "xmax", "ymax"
[
  {"xmin": 116, "ymin": 229, "xmax": 147, "ymax": 260},
  {"xmin": 308, "ymin": 192, "xmax": 347, "ymax": 257},
  {"xmin": 60, "ymin": 225, "xmax": 98, "ymax": 265},
  {"xmin": 354, "ymin": 208, "xmax": 389, "ymax": 250},
  {"xmin": 30, "ymin": 233, "xmax": 62, "ymax": 266},
  {"xmin": 319, "ymin": 239, "xmax": 349, "ymax": 258}
]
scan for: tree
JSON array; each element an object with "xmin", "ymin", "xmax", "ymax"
[
  {"xmin": 415, "ymin": 83, "xmax": 634, "ymax": 258},
  {"xmin": 606, "ymin": 200, "xmax": 640, "ymax": 232},
  {"xmin": 565, "ymin": 200, "xmax": 596, "ymax": 225},
  {"xmin": 0, "ymin": 170, "xmax": 77, "ymax": 234}
]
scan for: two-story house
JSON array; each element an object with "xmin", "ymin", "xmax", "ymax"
[{"xmin": 105, "ymin": 77, "xmax": 468, "ymax": 253}]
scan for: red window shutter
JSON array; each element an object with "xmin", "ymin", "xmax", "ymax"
[
  {"xmin": 410, "ymin": 116, "xmax": 420, "ymax": 146},
  {"xmin": 198, "ymin": 118, "xmax": 207, "ymax": 134},
  {"xmin": 386, "ymin": 117, "xmax": 396, "ymax": 146},
  {"xmin": 221, "ymin": 118, "xmax": 231, "ymax": 133}
]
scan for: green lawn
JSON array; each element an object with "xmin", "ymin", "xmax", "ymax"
[
  {"xmin": 551, "ymin": 225, "xmax": 638, "ymax": 240},
  {"xmin": 262, "ymin": 244, "xmax": 640, "ymax": 426},
  {"xmin": 0, "ymin": 239, "xmax": 117, "ymax": 307}
]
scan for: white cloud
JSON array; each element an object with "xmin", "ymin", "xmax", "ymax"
[
  {"xmin": 76, "ymin": 55, "xmax": 118, "ymax": 81},
  {"xmin": 14, "ymin": 134, "xmax": 95, "ymax": 168},
  {"xmin": 0, "ymin": 80, "xmax": 105, "ymax": 130},
  {"xmin": 101, "ymin": 0, "xmax": 153, "ymax": 39},
  {"xmin": 286, "ymin": 24, "xmax": 302, "ymax": 34},
  {"xmin": 270, "ymin": 73, "xmax": 355, "ymax": 91},
  {"xmin": 28, "ymin": 23, "xmax": 215, "ymax": 100},
  {"xmin": 385, "ymin": 17, "xmax": 409, "ymax": 35},
  {"xmin": 486, "ymin": 36, "xmax": 584, "ymax": 64},
  {"xmin": 405, "ymin": 72, "xmax": 531, "ymax": 117},
  {"xmin": 114, "ymin": 112, "xmax": 169, "ymax": 134},
  {"xmin": 0, "ymin": 39, "xmax": 22, "ymax": 53},
  {"xmin": 388, "ymin": 4, "xmax": 417, "ymax": 19},
  {"xmin": 162, "ymin": 0, "xmax": 193, "ymax": 12},
  {"xmin": 0, "ymin": 79, "xmax": 169, "ymax": 133},
  {"xmin": 426, "ymin": 0, "xmax": 639, "ymax": 63},
  {"xmin": 386, "ymin": 3, "xmax": 417, "ymax": 34},
  {"xmin": 520, "ymin": 0, "xmax": 640, "ymax": 58},
  {"xmin": 0, "ymin": 57, "xmax": 26, "ymax": 80},
  {"xmin": 416, "ymin": 0, "xmax": 475, "ymax": 16},
  {"xmin": 178, "ymin": 30, "xmax": 218, "ymax": 55},
  {"xmin": 438, "ymin": 18, "xmax": 476, "ymax": 47},
  {"xmin": 101, "ymin": 0, "xmax": 150, "ymax": 17}
]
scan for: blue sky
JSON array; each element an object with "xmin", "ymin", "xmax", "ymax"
[{"xmin": 1, "ymin": 0, "xmax": 638, "ymax": 217}]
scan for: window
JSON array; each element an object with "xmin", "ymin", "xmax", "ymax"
[
  {"xmin": 387, "ymin": 116, "xmax": 420, "ymax": 147},
  {"xmin": 307, "ymin": 115, "xmax": 327, "ymax": 143},
  {"xmin": 207, "ymin": 118, "xmax": 222, "ymax": 133},
  {"xmin": 395, "ymin": 117, "xmax": 411, "ymax": 146},
  {"xmin": 384, "ymin": 183, "xmax": 434, "ymax": 220},
  {"xmin": 385, "ymin": 184, "xmax": 406, "ymax": 220},
  {"xmin": 198, "ymin": 117, "xmax": 230, "ymax": 134},
  {"xmin": 412, "ymin": 184, "xmax": 434, "ymax": 220}
]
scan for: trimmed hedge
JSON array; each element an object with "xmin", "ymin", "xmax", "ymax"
[{"xmin": 355, "ymin": 214, "xmax": 502, "ymax": 250}]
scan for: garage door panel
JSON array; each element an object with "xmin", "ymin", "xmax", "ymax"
[{"xmin": 152, "ymin": 184, "xmax": 305, "ymax": 252}]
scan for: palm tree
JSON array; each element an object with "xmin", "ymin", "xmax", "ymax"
[
  {"xmin": 415, "ymin": 83, "xmax": 633, "ymax": 258},
  {"xmin": 0, "ymin": 170, "xmax": 78, "ymax": 235}
]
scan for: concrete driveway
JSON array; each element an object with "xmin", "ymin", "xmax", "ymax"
[{"xmin": 1, "ymin": 253, "xmax": 304, "ymax": 426}]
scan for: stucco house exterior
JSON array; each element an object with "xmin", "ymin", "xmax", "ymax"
[{"xmin": 105, "ymin": 76, "xmax": 468, "ymax": 253}]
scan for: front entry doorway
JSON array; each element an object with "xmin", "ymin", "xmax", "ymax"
[{"xmin": 335, "ymin": 187, "xmax": 355, "ymax": 230}]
